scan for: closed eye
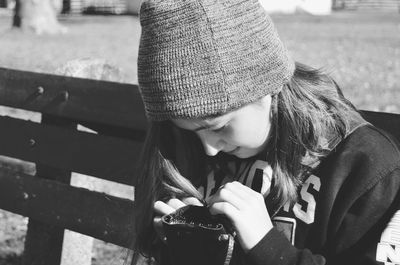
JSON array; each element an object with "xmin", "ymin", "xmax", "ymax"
[{"xmin": 211, "ymin": 124, "xmax": 228, "ymax": 133}]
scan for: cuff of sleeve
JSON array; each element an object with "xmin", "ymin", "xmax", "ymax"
[{"xmin": 246, "ymin": 227, "xmax": 299, "ymax": 265}]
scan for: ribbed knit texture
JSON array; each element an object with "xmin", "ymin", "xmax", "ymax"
[{"xmin": 138, "ymin": 0, "xmax": 295, "ymax": 121}]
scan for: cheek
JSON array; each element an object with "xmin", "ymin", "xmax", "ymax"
[{"xmin": 227, "ymin": 120, "xmax": 271, "ymax": 148}]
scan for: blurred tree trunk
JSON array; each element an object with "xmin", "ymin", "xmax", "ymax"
[
  {"xmin": 0, "ymin": 0, "xmax": 7, "ymax": 8},
  {"xmin": 12, "ymin": 0, "xmax": 20, "ymax": 27},
  {"xmin": 13, "ymin": 0, "xmax": 67, "ymax": 34}
]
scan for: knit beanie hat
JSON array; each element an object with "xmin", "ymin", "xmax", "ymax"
[{"xmin": 138, "ymin": 0, "xmax": 295, "ymax": 121}]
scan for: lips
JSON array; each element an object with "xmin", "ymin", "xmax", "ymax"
[{"xmin": 225, "ymin": 147, "xmax": 239, "ymax": 154}]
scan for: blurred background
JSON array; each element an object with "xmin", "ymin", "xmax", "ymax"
[{"xmin": 0, "ymin": 0, "xmax": 399, "ymax": 264}]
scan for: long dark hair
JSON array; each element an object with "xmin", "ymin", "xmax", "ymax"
[
  {"xmin": 131, "ymin": 62, "xmax": 357, "ymax": 264},
  {"xmin": 266, "ymin": 62, "xmax": 355, "ymax": 208},
  {"xmin": 131, "ymin": 121, "xmax": 207, "ymax": 264}
]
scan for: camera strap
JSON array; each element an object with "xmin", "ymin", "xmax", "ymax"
[{"xmin": 223, "ymin": 234, "xmax": 235, "ymax": 265}]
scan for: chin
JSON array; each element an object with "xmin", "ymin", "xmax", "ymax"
[{"xmin": 233, "ymin": 150, "xmax": 256, "ymax": 159}]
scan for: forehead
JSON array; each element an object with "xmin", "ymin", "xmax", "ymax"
[{"xmin": 172, "ymin": 112, "xmax": 231, "ymax": 131}]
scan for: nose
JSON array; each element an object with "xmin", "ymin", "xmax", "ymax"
[{"xmin": 197, "ymin": 131, "xmax": 222, "ymax": 156}]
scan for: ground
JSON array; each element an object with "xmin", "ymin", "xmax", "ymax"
[{"xmin": 0, "ymin": 8, "xmax": 399, "ymax": 265}]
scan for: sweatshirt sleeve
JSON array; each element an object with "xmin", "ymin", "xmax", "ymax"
[
  {"xmin": 246, "ymin": 167, "xmax": 400, "ymax": 265},
  {"xmin": 246, "ymin": 228, "xmax": 326, "ymax": 265}
]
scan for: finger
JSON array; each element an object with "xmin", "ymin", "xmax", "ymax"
[
  {"xmin": 182, "ymin": 197, "xmax": 203, "ymax": 206},
  {"xmin": 206, "ymin": 182, "xmax": 247, "ymax": 205},
  {"xmin": 227, "ymin": 181, "xmax": 255, "ymax": 198},
  {"xmin": 154, "ymin": 200, "xmax": 175, "ymax": 215},
  {"xmin": 207, "ymin": 185, "xmax": 246, "ymax": 210},
  {"xmin": 208, "ymin": 201, "xmax": 239, "ymax": 223},
  {"xmin": 166, "ymin": 198, "xmax": 186, "ymax": 210},
  {"xmin": 153, "ymin": 216, "xmax": 167, "ymax": 244},
  {"xmin": 223, "ymin": 182, "xmax": 251, "ymax": 200},
  {"xmin": 226, "ymin": 181, "xmax": 263, "ymax": 204},
  {"xmin": 233, "ymin": 181, "xmax": 267, "ymax": 202}
]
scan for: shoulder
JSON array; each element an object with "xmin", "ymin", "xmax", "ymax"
[
  {"xmin": 331, "ymin": 124, "xmax": 399, "ymax": 171},
  {"xmin": 345, "ymin": 123, "xmax": 399, "ymax": 150},
  {"xmin": 317, "ymin": 124, "xmax": 400, "ymax": 196},
  {"xmin": 312, "ymin": 126, "xmax": 400, "ymax": 257}
]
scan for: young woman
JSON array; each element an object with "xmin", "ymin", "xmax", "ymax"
[{"xmin": 132, "ymin": 0, "xmax": 400, "ymax": 264}]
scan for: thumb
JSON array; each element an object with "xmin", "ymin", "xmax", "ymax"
[{"xmin": 153, "ymin": 216, "xmax": 167, "ymax": 244}]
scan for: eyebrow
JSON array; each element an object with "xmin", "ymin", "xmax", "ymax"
[{"xmin": 190, "ymin": 114, "xmax": 230, "ymax": 132}]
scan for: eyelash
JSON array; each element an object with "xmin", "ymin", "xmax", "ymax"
[{"xmin": 211, "ymin": 124, "xmax": 227, "ymax": 133}]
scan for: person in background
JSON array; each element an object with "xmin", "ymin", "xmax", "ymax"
[{"xmin": 131, "ymin": 0, "xmax": 400, "ymax": 264}]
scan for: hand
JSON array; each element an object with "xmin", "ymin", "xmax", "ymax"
[
  {"xmin": 206, "ymin": 181, "xmax": 273, "ymax": 252},
  {"xmin": 153, "ymin": 197, "xmax": 203, "ymax": 243}
]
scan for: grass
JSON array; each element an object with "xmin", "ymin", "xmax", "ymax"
[
  {"xmin": 0, "ymin": 11, "xmax": 399, "ymax": 112},
  {"xmin": 0, "ymin": 9, "xmax": 399, "ymax": 265},
  {"xmin": 273, "ymin": 12, "xmax": 400, "ymax": 112},
  {"xmin": 1, "ymin": 10, "xmax": 399, "ymax": 110},
  {"xmin": 0, "ymin": 13, "xmax": 140, "ymax": 83}
]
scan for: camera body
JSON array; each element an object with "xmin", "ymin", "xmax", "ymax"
[{"xmin": 162, "ymin": 205, "xmax": 239, "ymax": 265}]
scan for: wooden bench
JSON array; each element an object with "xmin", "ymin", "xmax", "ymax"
[
  {"xmin": 0, "ymin": 66, "xmax": 146, "ymax": 265},
  {"xmin": 0, "ymin": 66, "xmax": 399, "ymax": 265}
]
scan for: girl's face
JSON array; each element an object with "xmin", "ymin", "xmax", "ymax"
[{"xmin": 172, "ymin": 95, "xmax": 273, "ymax": 158}]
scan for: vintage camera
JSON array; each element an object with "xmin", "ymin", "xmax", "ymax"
[{"xmin": 162, "ymin": 205, "xmax": 239, "ymax": 265}]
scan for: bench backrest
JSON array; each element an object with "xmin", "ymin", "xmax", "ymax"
[
  {"xmin": 0, "ymin": 67, "xmax": 399, "ymax": 254},
  {"xmin": 0, "ymin": 67, "xmax": 145, "ymax": 248}
]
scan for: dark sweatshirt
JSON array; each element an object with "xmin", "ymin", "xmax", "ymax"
[
  {"xmin": 245, "ymin": 124, "xmax": 400, "ymax": 265},
  {"xmin": 159, "ymin": 113, "xmax": 400, "ymax": 265}
]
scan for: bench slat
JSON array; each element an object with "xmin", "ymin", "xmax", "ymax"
[
  {"xmin": 0, "ymin": 67, "xmax": 147, "ymax": 130},
  {"xmin": 0, "ymin": 168, "xmax": 135, "ymax": 248},
  {"xmin": 0, "ymin": 116, "xmax": 141, "ymax": 185}
]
